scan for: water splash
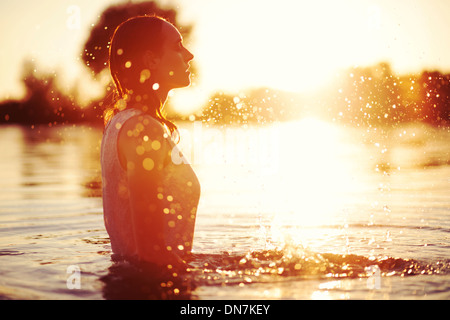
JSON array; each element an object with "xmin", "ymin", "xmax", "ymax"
[
  {"xmin": 188, "ymin": 246, "xmax": 450, "ymax": 288},
  {"xmin": 99, "ymin": 244, "xmax": 450, "ymax": 299}
]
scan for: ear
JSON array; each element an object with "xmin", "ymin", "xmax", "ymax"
[{"xmin": 143, "ymin": 50, "xmax": 160, "ymax": 70}]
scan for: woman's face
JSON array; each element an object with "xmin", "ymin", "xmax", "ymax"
[{"xmin": 152, "ymin": 21, "xmax": 194, "ymax": 91}]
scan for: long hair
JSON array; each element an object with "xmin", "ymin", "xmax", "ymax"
[{"xmin": 106, "ymin": 15, "xmax": 178, "ymax": 140}]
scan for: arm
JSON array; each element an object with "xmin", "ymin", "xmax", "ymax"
[{"xmin": 118, "ymin": 115, "xmax": 181, "ymax": 266}]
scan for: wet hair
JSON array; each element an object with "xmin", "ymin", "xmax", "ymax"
[{"xmin": 106, "ymin": 15, "xmax": 178, "ymax": 139}]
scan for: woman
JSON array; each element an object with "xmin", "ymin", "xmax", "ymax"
[{"xmin": 101, "ymin": 16, "xmax": 200, "ymax": 269}]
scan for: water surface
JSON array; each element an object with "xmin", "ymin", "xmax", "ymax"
[{"xmin": 0, "ymin": 119, "xmax": 449, "ymax": 299}]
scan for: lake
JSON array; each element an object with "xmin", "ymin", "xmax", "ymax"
[{"xmin": 0, "ymin": 117, "xmax": 449, "ymax": 300}]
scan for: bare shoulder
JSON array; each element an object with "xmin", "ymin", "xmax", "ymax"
[
  {"xmin": 119, "ymin": 113, "xmax": 167, "ymax": 140},
  {"xmin": 117, "ymin": 113, "xmax": 169, "ymax": 167}
]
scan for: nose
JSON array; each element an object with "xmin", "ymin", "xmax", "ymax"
[{"xmin": 184, "ymin": 47, "xmax": 194, "ymax": 62}]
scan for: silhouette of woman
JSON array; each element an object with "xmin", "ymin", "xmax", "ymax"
[{"xmin": 101, "ymin": 16, "xmax": 199, "ymax": 269}]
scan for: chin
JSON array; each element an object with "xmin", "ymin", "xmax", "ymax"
[
  {"xmin": 173, "ymin": 76, "xmax": 192, "ymax": 89},
  {"xmin": 165, "ymin": 70, "xmax": 192, "ymax": 90},
  {"xmin": 182, "ymin": 72, "xmax": 192, "ymax": 86}
]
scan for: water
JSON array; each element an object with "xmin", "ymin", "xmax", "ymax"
[{"xmin": 0, "ymin": 118, "xmax": 449, "ymax": 300}]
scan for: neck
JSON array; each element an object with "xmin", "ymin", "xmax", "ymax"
[
  {"xmin": 126, "ymin": 85, "xmax": 170, "ymax": 117},
  {"xmin": 153, "ymin": 84, "xmax": 170, "ymax": 107}
]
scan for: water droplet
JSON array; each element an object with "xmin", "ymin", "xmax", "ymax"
[
  {"xmin": 135, "ymin": 123, "xmax": 144, "ymax": 132},
  {"xmin": 136, "ymin": 145, "xmax": 145, "ymax": 155},
  {"xmin": 151, "ymin": 140, "xmax": 161, "ymax": 151},
  {"xmin": 139, "ymin": 69, "xmax": 151, "ymax": 83},
  {"xmin": 142, "ymin": 158, "xmax": 154, "ymax": 171},
  {"xmin": 117, "ymin": 99, "xmax": 127, "ymax": 111}
]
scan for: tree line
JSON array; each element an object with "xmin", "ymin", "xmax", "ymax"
[
  {"xmin": 200, "ymin": 62, "xmax": 450, "ymax": 127},
  {"xmin": 2, "ymin": 59, "xmax": 448, "ymax": 128},
  {"xmin": 0, "ymin": 1, "xmax": 448, "ymax": 128},
  {"xmin": 325, "ymin": 62, "xmax": 450, "ymax": 127}
]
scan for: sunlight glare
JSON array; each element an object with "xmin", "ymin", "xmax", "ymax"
[
  {"xmin": 267, "ymin": 118, "xmax": 358, "ymax": 244},
  {"xmin": 192, "ymin": 0, "xmax": 394, "ymax": 96}
]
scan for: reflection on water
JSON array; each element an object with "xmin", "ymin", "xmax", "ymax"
[
  {"xmin": 100, "ymin": 256, "xmax": 196, "ymax": 300},
  {"xmin": 0, "ymin": 125, "xmax": 102, "ymax": 202},
  {"xmin": 0, "ymin": 120, "xmax": 449, "ymax": 300}
]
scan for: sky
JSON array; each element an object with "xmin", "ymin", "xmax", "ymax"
[{"xmin": 1, "ymin": 0, "xmax": 450, "ymax": 113}]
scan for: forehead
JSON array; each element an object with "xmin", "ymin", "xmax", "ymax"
[{"xmin": 160, "ymin": 21, "xmax": 182, "ymax": 43}]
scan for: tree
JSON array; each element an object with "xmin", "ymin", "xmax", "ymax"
[
  {"xmin": 420, "ymin": 71, "xmax": 450, "ymax": 125},
  {"xmin": 0, "ymin": 60, "xmax": 104, "ymax": 125},
  {"xmin": 82, "ymin": 1, "xmax": 193, "ymax": 76},
  {"xmin": 0, "ymin": 60, "xmax": 79, "ymax": 125}
]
